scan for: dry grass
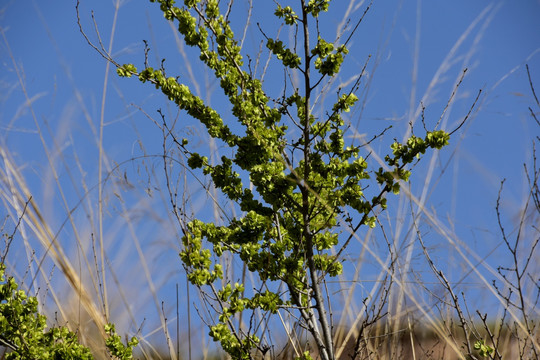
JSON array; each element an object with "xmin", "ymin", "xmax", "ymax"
[{"xmin": 1, "ymin": 1, "xmax": 539, "ymax": 359}]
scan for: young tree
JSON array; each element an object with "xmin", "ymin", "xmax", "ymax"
[{"xmin": 110, "ymin": 1, "xmax": 459, "ymax": 358}]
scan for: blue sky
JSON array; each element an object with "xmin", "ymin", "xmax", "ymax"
[{"xmin": 1, "ymin": 0, "xmax": 539, "ymax": 356}]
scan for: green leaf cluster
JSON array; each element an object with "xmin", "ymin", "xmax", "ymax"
[
  {"xmin": 266, "ymin": 38, "xmax": 302, "ymax": 69},
  {"xmin": 274, "ymin": 5, "xmax": 298, "ymax": 25},
  {"xmin": 0, "ymin": 264, "xmax": 93, "ymax": 359},
  {"xmin": 386, "ymin": 130, "xmax": 450, "ymax": 167},
  {"xmin": 474, "ymin": 339, "xmax": 495, "ymax": 358},
  {"xmin": 375, "ymin": 130, "xmax": 450, "ymax": 195},
  {"xmin": 306, "ymin": 0, "xmax": 330, "ymax": 17},
  {"xmin": 104, "ymin": 324, "xmax": 139, "ymax": 360},
  {"xmin": 0, "ymin": 264, "xmax": 138, "ymax": 360},
  {"xmin": 312, "ymin": 37, "xmax": 348, "ymax": 76}
]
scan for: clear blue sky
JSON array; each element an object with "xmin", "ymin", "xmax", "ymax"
[{"xmin": 1, "ymin": 0, "xmax": 539, "ymax": 355}]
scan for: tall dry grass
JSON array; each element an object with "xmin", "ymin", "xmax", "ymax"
[{"xmin": 1, "ymin": 1, "xmax": 539, "ymax": 359}]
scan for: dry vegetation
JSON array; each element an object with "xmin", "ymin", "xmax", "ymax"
[{"xmin": 1, "ymin": 1, "xmax": 539, "ymax": 359}]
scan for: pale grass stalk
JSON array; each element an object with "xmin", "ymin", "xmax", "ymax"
[
  {"xmin": 407, "ymin": 314, "xmax": 417, "ymax": 360},
  {"xmin": 277, "ymin": 309, "xmax": 301, "ymax": 358},
  {"xmin": 97, "ymin": 0, "xmax": 122, "ymax": 321}
]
